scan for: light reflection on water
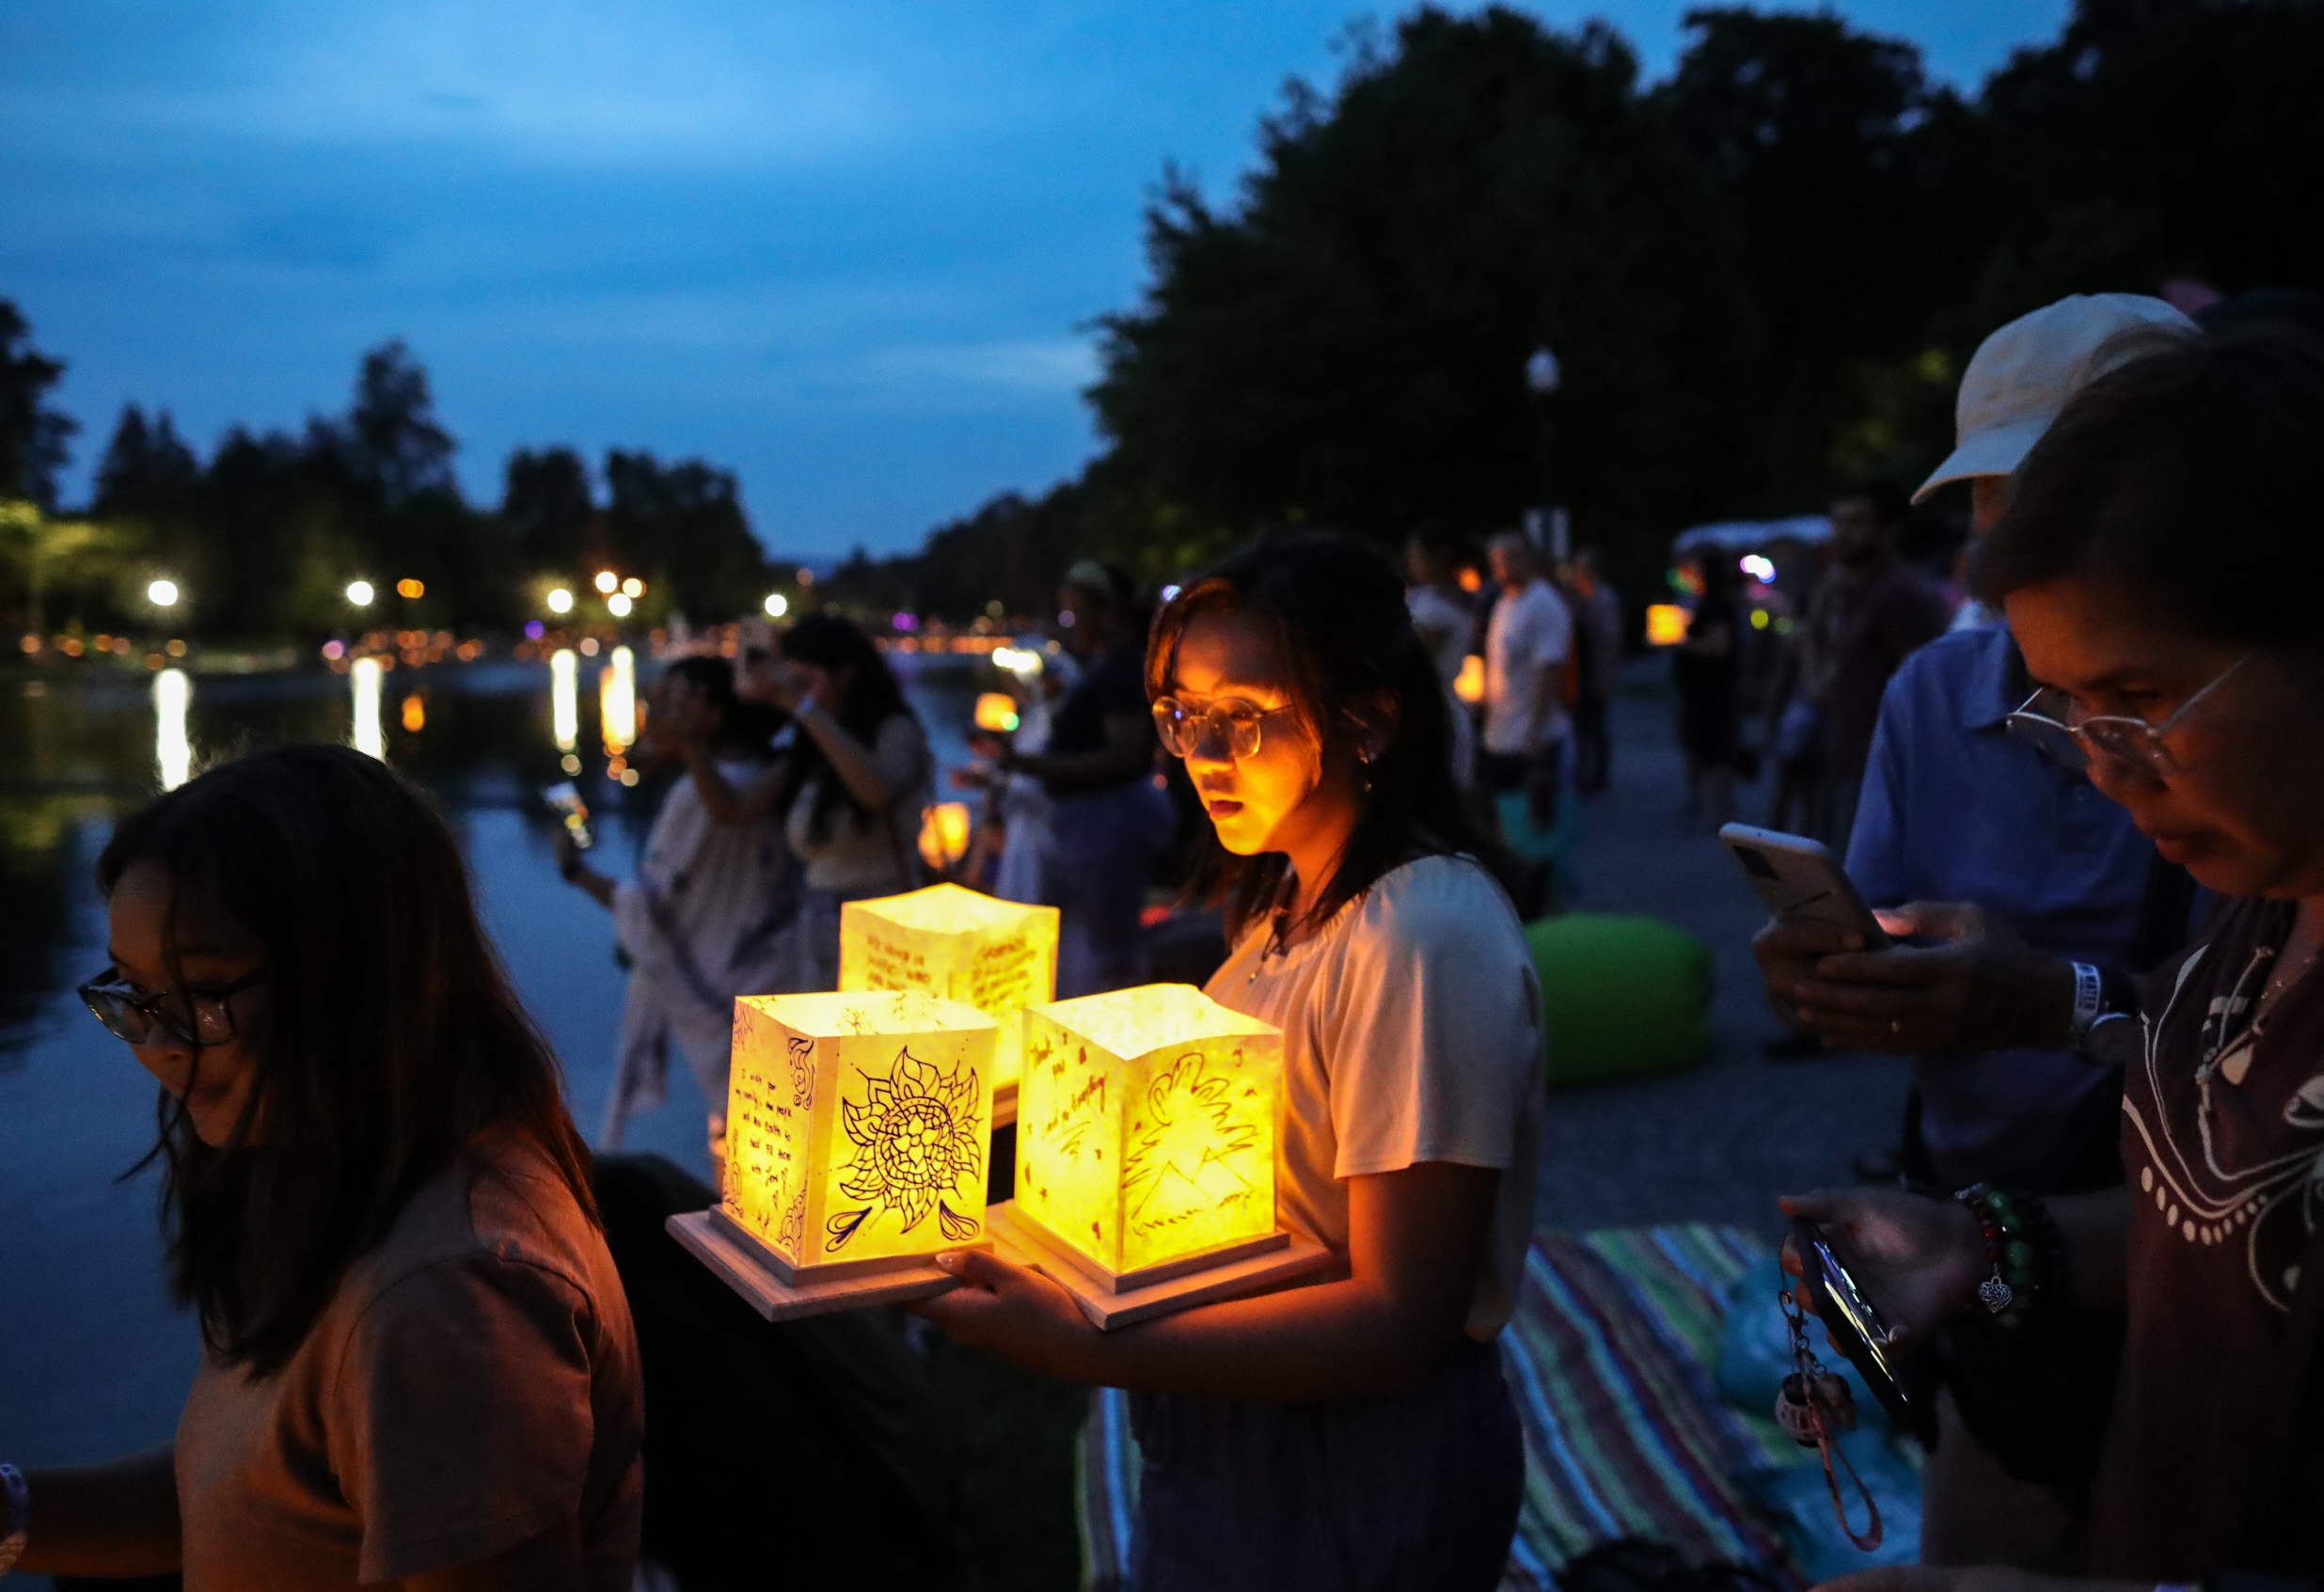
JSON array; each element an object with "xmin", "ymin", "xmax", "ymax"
[
  {"xmin": 550, "ymin": 647, "xmax": 578, "ymax": 761},
  {"xmin": 601, "ymin": 645, "xmax": 636, "ymax": 754},
  {"xmin": 350, "ymin": 656, "xmax": 385, "ymax": 760},
  {"xmin": 152, "ymin": 669, "xmax": 191, "ymax": 791}
]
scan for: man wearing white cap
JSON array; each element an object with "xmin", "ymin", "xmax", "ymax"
[{"xmin": 1752, "ymin": 293, "xmax": 2200, "ymax": 1568}]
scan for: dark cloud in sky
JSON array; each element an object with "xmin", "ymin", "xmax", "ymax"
[{"xmin": 1, "ymin": 0, "xmax": 2065, "ymax": 558}]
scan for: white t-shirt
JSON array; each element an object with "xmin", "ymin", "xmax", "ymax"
[
  {"xmin": 1204, "ymin": 855, "xmax": 1544, "ymax": 1338},
  {"xmin": 1406, "ymin": 584, "xmax": 1476, "ymax": 691},
  {"xmin": 1482, "ymin": 579, "xmax": 1572, "ymax": 755}
]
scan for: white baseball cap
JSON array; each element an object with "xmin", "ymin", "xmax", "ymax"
[{"xmin": 1913, "ymin": 292, "xmax": 2201, "ymax": 503}]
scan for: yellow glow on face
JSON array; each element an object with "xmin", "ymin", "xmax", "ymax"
[
  {"xmin": 1016, "ymin": 985, "xmax": 1281, "ymax": 1277},
  {"xmin": 721, "ymin": 990, "xmax": 998, "ymax": 1270},
  {"xmin": 839, "ymin": 884, "xmax": 1058, "ymax": 1089},
  {"xmin": 1646, "ymin": 604, "xmax": 1693, "ymax": 646}
]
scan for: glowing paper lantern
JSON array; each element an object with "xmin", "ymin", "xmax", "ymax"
[
  {"xmin": 840, "ymin": 884, "xmax": 1058, "ymax": 1109},
  {"xmin": 972, "ymin": 691, "xmax": 1021, "ymax": 733},
  {"xmin": 917, "ymin": 801, "xmax": 973, "ymax": 872},
  {"xmin": 1453, "ymin": 653, "xmax": 1486, "ymax": 704},
  {"xmin": 716, "ymin": 990, "xmax": 997, "ymax": 1283},
  {"xmin": 1646, "ymin": 603, "xmax": 1693, "ymax": 647},
  {"xmin": 1013, "ymin": 985, "xmax": 1282, "ymax": 1285}
]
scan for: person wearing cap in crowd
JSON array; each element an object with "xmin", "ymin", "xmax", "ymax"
[{"xmin": 1750, "ymin": 292, "xmax": 2203, "ymax": 1568}]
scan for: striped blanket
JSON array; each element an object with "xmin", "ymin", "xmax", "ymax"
[{"xmin": 1075, "ymin": 1223, "xmax": 1807, "ymax": 1590}]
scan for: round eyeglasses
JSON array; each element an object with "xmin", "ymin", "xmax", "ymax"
[
  {"xmin": 78, "ymin": 967, "xmax": 267, "ymax": 1048},
  {"xmin": 2004, "ymin": 653, "xmax": 2252, "ymax": 777},
  {"xmin": 1151, "ymin": 696, "xmax": 1296, "ymax": 761}
]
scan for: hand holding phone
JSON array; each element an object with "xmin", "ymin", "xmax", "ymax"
[
  {"xmin": 1719, "ymin": 824, "xmax": 1888, "ymax": 946},
  {"xmin": 544, "ymin": 781, "xmax": 593, "ymax": 852}
]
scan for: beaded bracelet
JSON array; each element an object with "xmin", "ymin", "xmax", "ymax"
[{"xmin": 1953, "ymin": 1183, "xmax": 2063, "ymax": 1328}]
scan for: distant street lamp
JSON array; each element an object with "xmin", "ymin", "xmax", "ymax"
[
  {"xmin": 147, "ymin": 579, "xmax": 179, "ymax": 608},
  {"xmin": 607, "ymin": 592, "xmax": 633, "ymax": 618},
  {"xmin": 764, "ymin": 593, "xmax": 789, "ymax": 619},
  {"xmin": 621, "ymin": 577, "xmax": 644, "ymax": 599},
  {"xmin": 346, "ymin": 580, "xmax": 375, "ymax": 607},
  {"xmin": 546, "ymin": 588, "xmax": 575, "ymax": 615},
  {"xmin": 593, "ymin": 571, "xmax": 619, "ymax": 595},
  {"xmin": 396, "ymin": 577, "xmax": 425, "ymax": 599}
]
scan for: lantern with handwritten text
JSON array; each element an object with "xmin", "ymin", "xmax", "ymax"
[
  {"xmin": 718, "ymin": 990, "xmax": 998, "ymax": 1282},
  {"xmin": 1013, "ymin": 985, "xmax": 1282, "ymax": 1287},
  {"xmin": 840, "ymin": 884, "xmax": 1059, "ymax": 1099}
]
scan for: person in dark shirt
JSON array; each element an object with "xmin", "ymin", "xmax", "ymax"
[
  {"xmin": 1789, "ymin": 331, "xmax": 2324, "ymax": 1587},
  {"xmin": 992, "ymin": 560, "xmax": 1171, "ymax": 995},
  {"xmin": 1818, "ymin": 482, "xmax": 1949, "ymax": 851}
]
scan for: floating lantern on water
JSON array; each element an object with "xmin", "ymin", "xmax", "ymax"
[
  {"xmin": 989, "ymin": 984, "xmax": 1327, "ymax": 1326},
  {"xmin": 972, "ymin": 691, "xmax": 1021, "ymax": 733},
  {"xmin": 1646, "ymin": 603, "xmax": 1693, "ymax": 647},
  {"xmin": 840, "ymin": 883, "xmax": 1058, "ymax": 1115},
  {"xmin": 672, "ymin": 989, "xmax": 999, "ymax": 1320}
]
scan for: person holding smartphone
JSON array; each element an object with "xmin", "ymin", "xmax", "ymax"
[
  {"xmin": 1790, "ymin": 329, "xmax": 2324, "ymax": 1585},
  {"xmin": 1748, "ymin": 294, "xmax": 2203, "ymax": 1570}
]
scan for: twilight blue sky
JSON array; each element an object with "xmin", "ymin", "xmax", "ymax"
[{"xmin": 4, "ymin": 1, "xmax": 2068, "ymax": 559}]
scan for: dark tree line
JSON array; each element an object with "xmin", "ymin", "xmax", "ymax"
[
  {"xmin": 0, "ymin": 330, "xmax": 777, "ymax": 642},
  {"xmin": 862, "ymin": 0, "xmax": 2324, "ymax": 619}
]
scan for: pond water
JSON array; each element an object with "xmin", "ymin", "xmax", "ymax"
[{"xmin": 0, "ymin": 650, "xmax": 987, "ymax": 1476}]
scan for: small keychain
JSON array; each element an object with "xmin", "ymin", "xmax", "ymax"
[{"xmin": 1776, "ymin": 1289, "xmax": 1883, "ymax": 1552}]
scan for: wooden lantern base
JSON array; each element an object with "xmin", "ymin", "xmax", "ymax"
[
  {"xmin": 668, "ymin": 1207, "xmax": 990, "ymax": 1323},
  {"xmin": 986, "ymin": 1201, "xmax": 1332, "ymax": 1330}
]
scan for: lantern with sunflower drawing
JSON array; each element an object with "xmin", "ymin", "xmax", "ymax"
[
  {"xmin": 1008, "ymin": 984, "xmax": 1286, "ymax": 1290},
  {"xmin": 716, "ymin": 990, "xmax": 998, "ymax": 1283},
  {"xmin": 839, "ymin": 883, "xmax": 1059, "ymax": 1105}
]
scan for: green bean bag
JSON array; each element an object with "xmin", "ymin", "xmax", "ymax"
[{"xmin": 1525, "ymin": 913, "xmax": 1713, "ymax": 1085}]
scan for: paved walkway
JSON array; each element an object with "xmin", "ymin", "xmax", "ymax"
[{"xmin": 1532, "ymin": 665, "xmax": 1909, "ymax": 1240}]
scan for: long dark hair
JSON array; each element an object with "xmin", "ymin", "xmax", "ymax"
[
  {"xmin": 1982, "ymin": 328, "xmax": 2324, "ymax": 656},
  {"xmin": 779, "ymin": 614, "xmax": 917, "ymax": 832},
  {"xmin": 1146, "ymin": 531, "xmax": 1494, "ymax": 941},
  {"xmin": 664, "ymin": 654, "xmax": 788, "ymax": 756},
  {"xmin": 99, "ymin": 745, "xmax": 596, "ymax": 1376}
]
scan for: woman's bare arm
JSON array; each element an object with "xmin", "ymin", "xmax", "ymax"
[
  {"xmin": 680, "ymin": 744, "xmax": 788, "ymax": 826},
  {"xmin": 13, "ymin": 1445, "xmax": 182, "ymax": 1579},
  {"xmin": 796, "ymin": 702, "xmax": 911, "ymax": 812}
]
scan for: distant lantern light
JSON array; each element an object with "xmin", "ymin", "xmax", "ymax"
[
  {"xmin": 546, "ymin": 588, "xmax": 575, "ymax": 614},
  {"xmin": 893, "ymin": 612, "xmax": 919, "ymax": 633},
  {"xmin": 1646, "ymin": 604, "xmax": 1693, "ymax": 647},
  {"xmin": 973, "ymin": 692, "xmax": 1021, "ymax": 733},
  {"xmin": 1454, "ymin": 654, "xmax": 1486, "ymax": 705},
  {"xmin": 593, "ymin": 571, "xmax": 619, "ymax": 595},
  {"xmin": 796, "ymin": 566, "xmax": 814, "ymax": 587},
  {"xmin": 525, "ymin": 620, "xmax": 545, "ymax": 639},
  {"xmin": 1739, "ymin": 554, "xmax": 1777, "ymax": 583},
  {"xmin": 608, "ymin": 592, "xmax": 634, "ymax": 618},
  {"xmin": 396, "ymin": 577, "xmax": 425, "ymax": 599},
  {"xmin": 764, "ymin": 592, "xmax": 789, "ymax": 619},
  {"xmin": 147, "ymin": 579, "xmax": 179, "ymax": 607},
  {"xmin": 1749, "ymin": 607, "xmax": 1771, "ymax": 630},
  {"xmin": 621, "ymin": 577, "xmax": 644, "ymax": 599},
  {"xmin": 346, "ymin": 580, "xmax": 375, "ymax": 607}
]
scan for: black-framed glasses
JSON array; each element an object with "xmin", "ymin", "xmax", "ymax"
[
  {"xmin": 1151, "ymin": 696, "xmax": 1297, "ymax": 760},
  {"xmin": 2004, "ymin": 652, "xmax": 2253, "ymax": 777},
  {"xmin": 78, "ymin": 968, "xmax": 267, "ymax": 1048}
]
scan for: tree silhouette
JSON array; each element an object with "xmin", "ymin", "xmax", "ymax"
[{"xmin": 0, "ymin": 303, "xmax": 77, "ymax": 510}]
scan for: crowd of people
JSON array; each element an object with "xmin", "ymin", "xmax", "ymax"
[{"xmin": 7, "ymin": 294, "xmax": 2324, "ymax": 1592}]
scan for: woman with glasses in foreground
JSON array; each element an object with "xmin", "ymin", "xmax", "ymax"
[
  {"xmin": 913, "ymin": 533, "xmax": 1542, "ymax": 1591},
  {"xmin": 1794, "ymin": 333, "xmax": 2324, "ymax": 1587},
  {"xmin": 4, "ymin": 746, "xmax": 640, "ymax": 1590}
]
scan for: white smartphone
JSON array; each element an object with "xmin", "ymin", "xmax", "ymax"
[{"xmin": 1717, "ymin": 823, "xmax": 1888, "ymax": 946}]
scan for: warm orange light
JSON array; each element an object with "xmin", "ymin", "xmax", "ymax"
[
  {"xmin": 918, "ymin": 801, "xmax": 972, "ymax": 872},
  {"xmin": 401, "ymin": 693, "xmax": 425, "ymax": 733},
  {"xmin": 721, "ymin": 990, "xmax": 998, "ymax": 1275},
  {"xmin": 1646, "ymin": 604, "xmax": 1693, "ymax": 646},
  {"xmin": 1016, "ymin": 985, "xmax": 1282, "ymax": 1282},
  {"xmin": 1458, "ymin": 566, "xmax": 1483, "ymax": 593},
  {"xmin": 972, "ymin": 692, "xmax": 1021, "ymax": 733},
  {"xmin": 1453, "ymin": 654, "xmax": 1486, "ymax": 704},
  {"xmin": 396, "ymin": 577, "xmax": 425, "ymax": 599},
  {"xmin": 840, "ymin": 884, "xmax": 1060, "ymax": 1091}
]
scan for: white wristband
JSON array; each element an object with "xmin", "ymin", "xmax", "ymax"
[
  {"xmin": 2068, "ymin": 961, "xmax": 2104, "ymax": 1039},
  {"xmin": 0, "ymin": 1462, "xmax": 29, "ymax": 1576}
]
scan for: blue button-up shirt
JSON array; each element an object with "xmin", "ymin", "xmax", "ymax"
[{"xmin": 1845, "ymin": 623, "xmax": 2158, "ymax": 1187}]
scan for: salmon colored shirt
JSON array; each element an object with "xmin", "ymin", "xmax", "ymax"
[{"xmin": 174, "ymin": 1130, "xmax": 643, "ymax": 1590}]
